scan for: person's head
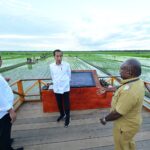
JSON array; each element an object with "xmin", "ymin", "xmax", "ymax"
[
  {"xmin": 53, "ymin": 49, "xmax": 63, "ymax": 65},
  {"xmin": 0, "ymin": 56, "xmax": 2, "ymax": 68},
  {"xmin": 120, "ymin": 58, "xmax": 141, "ymax": 80}
]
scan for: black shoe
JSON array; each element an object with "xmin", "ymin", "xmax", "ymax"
[
  {"xmin": 57, "ymin": 115, "xmax": 65, "ymax": 122},
  {"xmin": 64, "ymin": 117, "xmax": 70, "ymax": 128},
  {"xmin": 10, "ymin": 138, "xmax": 14, "ymax": 145}
]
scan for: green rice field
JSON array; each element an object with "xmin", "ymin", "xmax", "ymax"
[
  {"xmin": 0, "ymin": 51, "xmax": 150, "ymax": 100},
  {"xmin": 0, "ymin": 51, "xmax": 150, "ymax": 82}
]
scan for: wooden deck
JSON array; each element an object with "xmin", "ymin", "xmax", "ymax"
[{"xmin": 12, "ymin": 102, "xmax": 150, "ymax": 150}]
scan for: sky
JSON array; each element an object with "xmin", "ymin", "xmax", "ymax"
[{"xmin": 0, "ymin": 0, "xmax": 150, "ymax": 51}]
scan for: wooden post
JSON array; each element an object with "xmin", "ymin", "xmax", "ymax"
[
  {"xmin": 111, "ymin": 77, "xmax": 114, "ymax": 86},
  {"xmin": 17, "ymin": 80, "xmax": 25, "ymax": 102},
  {"xmin": 38, "ymin": 80, "xmax": 42, "ymax": 101},
  {"xmin": 145, "ymin": 82, "xmax": 150, "ymax": 93}
]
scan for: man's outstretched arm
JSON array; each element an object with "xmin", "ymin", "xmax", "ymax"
[{"xmin": 100, "ymin": 110, "xmax": 122, "ymax": 125}]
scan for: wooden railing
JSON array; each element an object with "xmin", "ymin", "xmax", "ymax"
[
  {"xmin": 10, "ymin": 78, "xmax": 51, "ymax": 110},
  {"xmin": 10, "ymin": 76, "xmax": 150, "ymax": 111}
]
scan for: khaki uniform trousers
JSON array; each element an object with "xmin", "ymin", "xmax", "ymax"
[{"xmin": 113, "ymin": 126, "xmax": 139, "ymax": 150}]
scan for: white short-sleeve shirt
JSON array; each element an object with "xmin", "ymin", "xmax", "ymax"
[
  {"xmin": 50, "ymin": 61, "xmax": 71, "ymax": 94},
  {"xmin": 0, "ymin": 74, "xmax": 14, "ymax": 119}
]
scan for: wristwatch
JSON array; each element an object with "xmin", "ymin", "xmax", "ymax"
[{"xmin": 102, "ymin": 117, "xmax": 107, "ymax": 124}]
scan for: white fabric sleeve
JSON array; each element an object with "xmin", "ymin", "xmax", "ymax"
[{"xmin": 0, "ymin": 102, "xmax": 12, "ymax": 112}]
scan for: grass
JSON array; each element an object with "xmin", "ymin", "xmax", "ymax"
[
  {"xmin": 1, "ymin": 50, "xmax": 150, "ymax": 59},
  {"xmin": 64, "ymin": 50, "xmax": 150, "ymax": 58},
  {"xmin": 0, "ymin": 51, "xmax": 52, "ymax": 60},
  {"xmin": 1, "ymin": 50, "xmax": 150, "ymax": 81}
]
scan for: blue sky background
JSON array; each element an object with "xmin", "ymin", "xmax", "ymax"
[{"xmin": 0, "ymin": 0, "xmax": 150, "ymax": 51}]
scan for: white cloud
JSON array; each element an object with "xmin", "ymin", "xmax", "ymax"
[
  {"xmin": 0, "ymin": 0, "xmax": 150, "ymax": 50},
  {"xmin": 0, "ymin": 34, "xmax": 73, "ymax": 39},
  {"xmin": 0, "ymin": 0, "xmax": 32, "ymax": 13}
]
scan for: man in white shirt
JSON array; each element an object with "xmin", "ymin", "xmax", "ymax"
[
  {"xmin": 50, "ymin": 49, "xmax": 71, "ymax": 127},
  {"xmin": 0, "ymin": 58, "xmax": 23, "ymax": 150}
]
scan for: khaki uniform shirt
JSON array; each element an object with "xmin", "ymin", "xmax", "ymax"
[{"xmin": 111, "ymin": 77, "xmax": 145, "ymax": 131}]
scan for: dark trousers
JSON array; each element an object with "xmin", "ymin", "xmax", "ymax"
[
  {"xmin": 55, "ymin": 92, "xmax": 70, "ymax": 118},
  {"xmin": 0, "ymin": 113, "xmax": 12, "ymax": 150}
]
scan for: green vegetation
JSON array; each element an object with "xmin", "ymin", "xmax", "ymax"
[
  {"xmin": 0, "ymin": 50, "xmax": 150, "ymax": 82},
  {"xmin": 0, "ymin": 51, "xmax": 52, "ymax": 60},
  {"xmin": 79, "ymin": 57, "xmax": 121, "ymax": 76},
  {"xmin": 96, "ymin": 50, "xmax": 150, "ymax": 58},
  {"xmin": 0, "ymin": 51, "xmax": 52, "ymax": 73},
  {"xmin": 0, "ymin": 50, "xmax": 150, "ymax": 59},
  {"xmin": 64, "ymin": 50, "xmax": 150, "ymax": 58},
  {"xmin": 0, "ymin": 62, "xmax": 27, "ymax": 73}
]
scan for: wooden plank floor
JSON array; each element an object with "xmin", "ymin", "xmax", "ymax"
[{"xmin": 12, "ymin": 102, "xmax": 150, "ymax": 150}]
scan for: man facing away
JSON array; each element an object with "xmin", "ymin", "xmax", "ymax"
[
  {"xmin": 0, "ymin": 58, "xmax": 23, "ymax": 150},
  {"xmin": 99, "ymin": 59, "xmax": 145, "ymax": 150},
  {"xmin": 49, "ymin": 49, "xmax": 71, "ymax": 127}
]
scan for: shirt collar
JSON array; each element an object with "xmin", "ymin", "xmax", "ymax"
[
  {"xmin": 54, "ymin": 61, "xmax": 64, "ymax": 66},
  {"xmin": 121, "ymin": 77, "xmax": 139, "ymax": 84}
]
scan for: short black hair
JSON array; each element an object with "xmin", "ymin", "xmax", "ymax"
[
  {"xmin": 125, "ymin": 58, "xmax": 141, "ymax": 77},
  {"xmin": 53, "ymin": 49, "xmax": 63, "ymax": 56}
]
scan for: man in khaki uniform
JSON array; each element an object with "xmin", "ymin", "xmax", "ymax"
[{"xmin": 100, "ymin": 59, "xmax": 145, "ymax": 150}]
